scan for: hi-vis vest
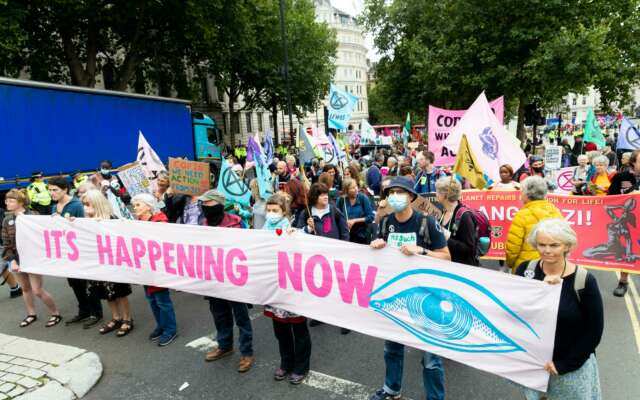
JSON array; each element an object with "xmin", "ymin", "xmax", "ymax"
[
  {"xmin": 27, "ymin": 181, "xmax": 51, "ymax": 206},
  {"xmin": 73, "ymin": 175, "xmax": 88, "ymax": 189}
]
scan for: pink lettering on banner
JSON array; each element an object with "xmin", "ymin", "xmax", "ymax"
[
  {"xmin": 147, "ymin": 240, "xmax": 162, "ymax": 271},
  {"xmin": 43, "ymin": 230, "xmax": 52, "ymax": 259},
  {"xmin": 163, "ymin": 242, "xmax": 177, "ymax": 275},
  {"xmin": 50, "ymin": 230, "xmax": 64, "ymax": 259},
  {"xmin": 277, "ymin": 251, "xmax": 377, "ymax": 308},
  {"xmin": 131, "ymin": 238, "xmax": 146, "ymax": 269},
  {"xmin": 304, "ymin": 254, "xmax": 332, "ymax": 298},
  {"xmin": 115, "ymin": 236, "xmax": 133, "ymax": 268},
  {"xmin": 278, "ymin": 252, "xmax": 303, "ymax": 291},
  {"xmin": 203, "ymin": 247, "xmax": 225, "ymax": 282},
  {"xmin": 428, "ymin": 97, "xmax": 504, "ymax": 166},
  {"xmin": 66, "ymin": 231, "xmax": 79, "ymax": 261},
  {"xmin": 334, "ymin": 261, "xmax": 378, "ymax": 308},
  {"xmin": 226, "ymin": 248, "xmax": 248, "ymax": 286},
  {"xmin": 176, "ymin": 244, "xmax": 196, "ymax": 279},
  {"xmin": 96, "ymin": 235, "xmax": 113, "ymax": 265}
]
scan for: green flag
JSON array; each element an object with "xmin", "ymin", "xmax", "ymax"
[
  {"xmin": 584, "ymin": 109, "xmax": 606, "ymax": 149},
  {"xmin": 402, "ymin": 113, "xmax": 411, "ymax": 144}
]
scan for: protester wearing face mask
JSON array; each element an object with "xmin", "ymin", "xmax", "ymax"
[
  {"xmin": 198, "ymin": 190, "xmax": 255, "ymax": 373},
  {"xmin": 261, "ymin": 194, "xmax": 312, "ymax": 385},
  {"xmin": 519, "ymin": 155, "xmax": 546, "ymax": 182},
  {"xmin": 369, "ymin": 176, "xmax": 450, "ymax": 400},
  {"xmin": 90, "ymin": 159, "xmax": 128, "ymax": 201}
]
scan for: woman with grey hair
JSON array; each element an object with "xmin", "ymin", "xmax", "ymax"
[
  {"xmin": 434, "ymin": 177, "xmax": 479, "ymax": 266},
  {"xmin": 506, "ymin": 176, "xmax": 563, "ymax": 271},
  {"xmin": 585, "ymin": 155, "xmax": 614, "ymax": 196},
  {"xmin": 515, "ymin": 218, "xmax": 603, "ymax": 400}
]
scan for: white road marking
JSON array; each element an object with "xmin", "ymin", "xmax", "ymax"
[
  {"xmin": 304, "ymin": 370, "xmax": 414, "ymax": 400},
  {"xmin": 617, "ymin": 272, "xmax": 640, "ymax": 354},
  {"xmin": 185, "ymin": 311, "xmax": 263, "ymax": 351}
]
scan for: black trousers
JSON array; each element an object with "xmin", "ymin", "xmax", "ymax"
[
  {"xmin": 272, "ymin": 319, "xmax": 311, "ymax": 375},
  {"xmin": 68, "ymin": 278, "xmax": 102, "ymax": 317}
]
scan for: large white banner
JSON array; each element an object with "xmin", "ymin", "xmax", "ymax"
[{"xmin": 16, "ymin": 216, "xmax": 560, "ymax": 391}]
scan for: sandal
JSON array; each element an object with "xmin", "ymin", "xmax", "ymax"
[
  {"xmin": 116, "ymin": 320, "xmax": 134, "ymax": 337},
  {"xmin": 19, "ymin": 315, "xmax": 37, "ymax": 328},
  {"xmin": 99, "ymin": 319, "xmax": 122, "ymax": 335},
  {"xmin": 45, "ymin": 314, "xmax": 63, "ymax": 328}
]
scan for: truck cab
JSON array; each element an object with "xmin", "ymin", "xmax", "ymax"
[{"xmin": 192, "ymin": 111, "xmax": 224, "ymax": 178}]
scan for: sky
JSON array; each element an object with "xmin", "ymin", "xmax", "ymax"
[{"xmin": 330, "ymin": 0, "xmax": 380, "ymax": 61}]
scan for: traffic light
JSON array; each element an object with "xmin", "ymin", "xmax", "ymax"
[{"xmin": 524, "ymin": 103, "xmax": 536, "ymax": 126}]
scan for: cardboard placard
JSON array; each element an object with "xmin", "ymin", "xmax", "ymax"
[
  {"xmin": 375, "ymin": 193, "xmax": 443, "ymax": 223},
  {"xmin": 168, "ymin": 158, "xmax": 210, "ymax": 196}
]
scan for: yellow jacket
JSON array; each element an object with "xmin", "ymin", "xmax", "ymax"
[{"xmin": 506, "ymin": 199, "xmax": 563, "ymax": 270}]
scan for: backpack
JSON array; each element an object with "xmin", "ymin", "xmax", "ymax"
[
  {"xmin": 379, "ymin": 213, "xmax": 431, "ymax": 247},
  {"xmin": 450, "ymin": 205, "xmax": 492, "ymax": 256},
  {"xmin": 525, "ymin": 260, "xmax": 588, "ymax": 302}
]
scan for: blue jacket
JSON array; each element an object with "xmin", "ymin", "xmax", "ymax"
[
  {"xmin": 414, "ymin": 168, "xmax": 445, "ymax": 194},
  {"xmin": 336, "ymin": 193, "xmax": 374, "ymax": 224},
  {"xmin": 366, "ymin": 163, "xmax": 382, "ymax": 195},
  {"xmin": 51, "ymin": 197, "xmax": 84, "ymax": 218}
]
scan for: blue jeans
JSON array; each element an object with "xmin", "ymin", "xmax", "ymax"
[
  {"xmin": 145, "ymin": 289, "xmax": 177, "ymax": 338},
  {"xmin": 383, "ymin": 341, "xmax": 445, "ymax": 400},
  {"xmin": 208, "ymin": 298, "xmax": 253, "ymax": 356}
]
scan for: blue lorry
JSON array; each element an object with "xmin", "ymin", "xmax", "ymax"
[{"xmin": 0, "ymin": 77, "xmax": 224, "ymax": 189}]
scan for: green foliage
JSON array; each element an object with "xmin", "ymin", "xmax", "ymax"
[{"xmin": 363, "ymin": 0, "xmax": 640, "ymax": 138}]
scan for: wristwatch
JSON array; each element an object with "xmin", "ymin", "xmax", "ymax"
[{"xmin": 421, "ymin": 247, "xmax": 428, "ymax": 255}]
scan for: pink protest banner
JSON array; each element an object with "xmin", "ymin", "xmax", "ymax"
[
  {"xmin": 429, "ymin": 97, "xmax": 504, "ymax": 166},
  {"xmin": 17, "ymin": 215, "xmax": 559, "ymax": 391},
  {"xmin": 460, "ymin": 191, "xmax": 640, "ymax": 273}
]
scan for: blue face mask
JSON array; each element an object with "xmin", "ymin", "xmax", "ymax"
[
  {"xmin": 266, "ymin": 212, "xmax": 284, "ymax": 225},
  {"xmin": 100, "ymin": 168, "xmax": 111, "ymax": 177},
  {"xmin": 388, "ymin": 193, "xmax": 409, "ymax": 212}
]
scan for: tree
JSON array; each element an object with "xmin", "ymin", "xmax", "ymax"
[
  {"xmin": 363, "ymin": 0, "xmax": 640, "ymax": 142},
  {"xmin": 242, "ymin": 0, "xmax": 337, "ymax": 145}
]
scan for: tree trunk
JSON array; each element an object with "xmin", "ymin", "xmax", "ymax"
[
  {"xmin": 272, "ymin": 100, "xmax": 279, "ymax": 146},
  {"xmin": 517, "ymin": 96, "xmax": 526, "ymax": 145}
]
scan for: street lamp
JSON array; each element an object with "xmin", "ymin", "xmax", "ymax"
[{"xmin": 278, "ymin": 0, "xmax": 294, "ymax": 147}]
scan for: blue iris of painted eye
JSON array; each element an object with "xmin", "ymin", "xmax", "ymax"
[{"xmin": 369, "ymin": 269, "xmax": 537, "ymax": 354}]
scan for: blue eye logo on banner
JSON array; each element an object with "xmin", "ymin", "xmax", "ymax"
[{"xmin": 328, "ymin": 84, "xmax": 359, "ymax": 130}]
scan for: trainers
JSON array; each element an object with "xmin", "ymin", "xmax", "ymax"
[
  {"xmin": 149, "ymin": 328, "xmax": 163, "ymax": 342},
  {"xmin": 369, "ymin": 389, "xmax": 401, "ymax": 400},
  {"xmin": 65, "ymin": 314, "xmax": 90, "ymax": 326},
  {"xmin": 158, "ymin": 333, "xmax": 178, "ymax": 347},
  {"xmin": 614, "ymin": 282, "xmax": 629, "ymax": 297},
  {"xmin": 9, "ymin": 286, "xmax": 22, "ymax": 298},
  {"xmin": 274, "ymin": 368, "xmax": 289, "ymax": 381},
  {"xmin": 288, "ymin": 372, "xmax": 307, "ymax": 385},
  {"xmin": 205, "ymin": 348, "xmax": 234, "ymax": 362},
  {"xmin": 238, "ymin": 356, "xmax": 255, "ymax": 373},
  {"xmin": 82, "ymin": 315, "xmax": 103, "ymax": 329}
]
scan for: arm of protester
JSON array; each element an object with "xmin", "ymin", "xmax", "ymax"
[
  {"xmin": 427, "ymin": 245, "xmax": 451, "ymax": 261},
  {"xmin": 553, "ymin": 273, "xmax": 604, "ymax": 374},
  {"xmin": 335, "ymin": 209, "xmax": 350, "ymax": 241},
  {"xmin": 370, "ymin": 239, "xmax": 386, "ymax": 249},
  {"xmin": 427, "ymin": 218, "xmax": 451, "ymax": 261},
  {"xmin": 445, "ymin": 212, "xmax": 476, "ymax": 259},
  {"xmin": 361, "ymin": 194, "xmax": 375, "ymax": 224}
]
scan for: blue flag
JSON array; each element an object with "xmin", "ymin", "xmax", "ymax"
[
  {"xmin": 300, "ymin": 131, "xmax": 317, "ymax": 164},
  {"xmin": 217, "ymin": 159, "xmax": 251, "ymax": 206},
  {"xmin": 247, "ymin": 135, "xmax": 261, "ymax": 164},
  {"xmin": 264, "ymin": 128, "xmax": 274, "ymax": 164},
  {"xmin": 328, "ymin": 84, "xmax": 358, "ymax": 130}
]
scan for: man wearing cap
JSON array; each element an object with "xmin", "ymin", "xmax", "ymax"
[
  {"xmin": 369, "ymin": 176, "xmax": 450, "ymax": 400},
  {"xmin": 26, "ymin": 172, "xmax": 51, "ymax": 215},
  {"xmin": 198, "ymin": 190, "xmax": 255, "ymax": 373}
]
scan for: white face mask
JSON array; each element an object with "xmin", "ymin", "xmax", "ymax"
[{"xmin": 388, "ymin": 193, "xmax": 409, "ymax": 212}]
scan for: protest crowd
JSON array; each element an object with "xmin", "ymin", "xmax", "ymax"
[{"xmin": 2, "ymin": 98, "xmax": 639, "ymax": 400}]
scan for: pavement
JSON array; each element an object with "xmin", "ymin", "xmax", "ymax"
[
  {"xmin": 0, "ymin": 333, "xmax": 101, "ymax": 399},
  {"xmin": 0, "ymin": 263, "xmax": 639, "ymax": 400}
]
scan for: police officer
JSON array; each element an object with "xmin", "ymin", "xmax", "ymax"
[{"xmin": 26, "ymin": 172, "xmax": 51, "ymax": 215}]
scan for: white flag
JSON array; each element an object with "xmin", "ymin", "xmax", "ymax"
[
  {"xmin": 361, "ymin": 119, "xmax": 376, "ymax": 142},
  {"xmin": 618, "ymin": 117, "xmax": 640, "ymax": 150},
  {"xmin": 136, "ymin": 131, "xmax": 166, "ymax": 183},
  {"xmin": 445, "ymin": 93, "xmax": 526, "ymax": 183}
]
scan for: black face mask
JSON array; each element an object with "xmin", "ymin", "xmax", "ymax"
[
  {"xmin": 202, "ymin": 204, "xmax": 225, "ymax": 226},
  {"xmin": 532, "ymin": 166, "xmax": 544, "ymax": 173}
]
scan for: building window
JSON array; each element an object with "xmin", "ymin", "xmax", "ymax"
[
  {"xmin": 572, "ymin": 97, "xmax": 577, "ymax": 106},
  {"xmin": 582, "ymin": 96, "xmax": 586, "ymax": 105},
  {"xmin": 572, "ymin": 111, "xmax": 577, "ymax": 120},
  {"xmin": 269, "ymin": 115, "xmax": 274, "ymax": 128},
  {"xmin": 258, "ymin": 113, "xmax": 264, "ymax": 132},
  {"xmin": 246, "ymin": 113, "xmax": 253, "ymax": 133}
]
